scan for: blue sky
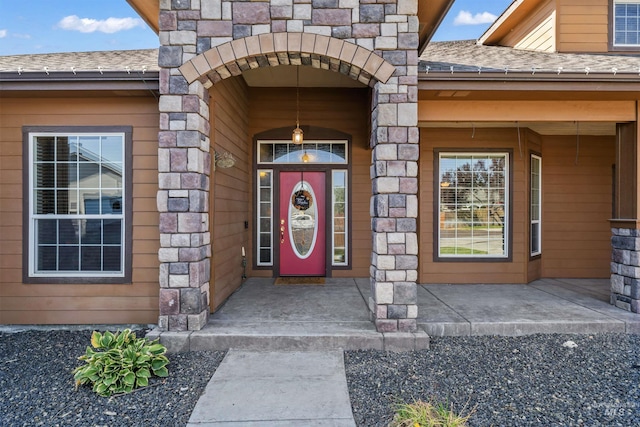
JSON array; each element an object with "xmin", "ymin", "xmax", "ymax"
[{"xmin": 0, "ymin": 0, "xmax": 513, "ymax": 55}]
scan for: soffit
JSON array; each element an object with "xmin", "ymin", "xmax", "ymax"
[
  {"xmin": 241, "ymin": 63, "xmax": 365, "ymax": 88},
  {"xmin": 417, "ymin": 0, "xmax": 455, "ymax": 53},
  {"xmin": 127, "ymin": 0, "xmax": 160, "ymax": 34}
]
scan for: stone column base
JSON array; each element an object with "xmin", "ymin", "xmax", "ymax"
[{"xmin": 610, "ymin": 227, "xmax": 640, "ymax": 313}]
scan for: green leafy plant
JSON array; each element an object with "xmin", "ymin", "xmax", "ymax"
[
  {"xmin": 389, "ymin": 399, "xmax": 475, "ymax": 427},
  {"xmin": 73, "ymin": 329, "xmax": 169, "ymax": 397}
]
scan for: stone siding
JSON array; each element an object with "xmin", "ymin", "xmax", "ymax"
[{"xmin": 611, "ymin": 227, "xmax": 640, "ymax": 313}]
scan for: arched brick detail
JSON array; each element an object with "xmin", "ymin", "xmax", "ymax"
[{"xmin": 178, "ymin": 34, "xmax": 395, "ymax": 88}]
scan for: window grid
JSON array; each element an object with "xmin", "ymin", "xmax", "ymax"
[
  {"xmin": 614, "ymin": 1, "xmax": 640, "ymax": 46},
  {"xmin": 30, "ymin": 133, "xmax": 125, "ymax": 277},
  {"xmin": 257, "ymin": 140, "xmax": 347, "ymax": 164},
  {"xmin": 257, "ymin": 170, "xmax": 273, "ymax": 266},
  {"xmin": 531, "ymin": 155, "xmax": 542, "ymax": 256},
  {"xmin": 438, "ymin": 153, "xmax": 508, "ymax": 258},
  {"xmin": 332, "ymin": 170, "xmax": 348, "ymax": 266}
]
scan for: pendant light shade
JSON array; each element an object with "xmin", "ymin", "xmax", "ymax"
[{"xmin": 292, "ymin": 126, "xmax": 303, "ymax": 145}]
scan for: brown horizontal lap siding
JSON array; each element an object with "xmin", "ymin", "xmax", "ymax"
[
  {"xmin": 0, "ymin": 96, "xmax": 159, "ymax": 325},
  {"xmin": 248, "ymin": 86, "xmax": 371, "ymax": 279},
  {"xmin": 557, "ymin": 0, "xmax": 609, "ymax": 52},
  {"xmin": 541, "ymin": 134, "xmax": 614, "ymax": 278},
  {"xmin": 210, "ymin": 76, "xmax": 250, "ymax": 311}
]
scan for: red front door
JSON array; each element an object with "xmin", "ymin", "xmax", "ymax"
[{"xmin": 279, "ymin": 171, "xmax": 325, "ymax": 276}]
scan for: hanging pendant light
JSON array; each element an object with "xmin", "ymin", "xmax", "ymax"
[{"xmin": 292, "ymin": 66, "xmax": 303, "ymax": 145}]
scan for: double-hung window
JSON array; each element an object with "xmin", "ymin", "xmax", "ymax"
[
  {"xmin": 24, "ymin": 127, "xmax": 132, "ymax": 283},
  {"xmin": 437, "ymin": 152, "xmax": 509, "ymax": 259},
  {"xmin": 613, "ymin": 0, "xmax": 640, "ymax": 47}
]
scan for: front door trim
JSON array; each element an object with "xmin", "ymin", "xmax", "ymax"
[{"xmin": 252, "ymin": 126, "xmax": 353, "ymax": 277}]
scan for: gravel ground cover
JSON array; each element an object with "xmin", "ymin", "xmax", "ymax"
[
  {"xmin": 0, "ymin": 329, "xmax": 225, "ymax": 427},
  {"xmin": 345, "ymin": 334, "xmax": 640, "ymax": 427}
]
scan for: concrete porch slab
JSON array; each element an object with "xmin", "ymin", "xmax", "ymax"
[
  {"xmin": 148, "ymin": 278, "xmax": 640, "ymax": 352},
  {"xmin": 422, "ymin": 283, "xmax": 629, "ymax": 336}
]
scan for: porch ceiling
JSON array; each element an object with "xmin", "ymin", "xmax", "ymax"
[{"xmin": 241, "ymin": 64, "xmax": 365, "ymax": 88}]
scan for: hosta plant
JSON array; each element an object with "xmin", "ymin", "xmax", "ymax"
[{"xmin": 73, "ymin": 329, "xmax": 169, "ymax": 397}]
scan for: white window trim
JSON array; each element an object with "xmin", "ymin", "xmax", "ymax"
[
  {"xmin": 28, "ymin": 132, "xmax": 126, "ymax": 278},
  {"xmin": 531, "ymin": 154, "xmax": 542, "ymax": 257},
  {"xmin": 437, "ymin": 152, "xmax": 510, "ymax": 259},
  {"xmin": 256, "ymin": 169, "xmax": 274, "ymax": 267},
  {"xmin": 331, "ymin": 170, "xmax": 348, "ymax": 266}
]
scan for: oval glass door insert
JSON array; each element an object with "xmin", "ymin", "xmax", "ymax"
[{"xmin": 288, "ymin": 181, "xmax": 318, "ymax": 259}]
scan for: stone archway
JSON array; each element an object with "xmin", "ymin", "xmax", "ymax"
[
  {"xmin": 178, "ymin": 34, "xmax": 396, "ymax": 88},
  {"xmin": 157, "ymin": 0, "xmax": 420, "ymax": 334}
]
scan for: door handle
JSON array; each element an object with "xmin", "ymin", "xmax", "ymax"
[{"xmin": 280, "ymin": 219, "xmax": 285, "ymax": 244}]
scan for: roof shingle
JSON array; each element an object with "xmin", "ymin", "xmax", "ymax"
[
  {"xmin": 0, "ymin": 49, "xmax": 159, "ymax": 73},
  {"xmin": 421, "ymin": 40, "xmax": 640, "ymax": 75}
]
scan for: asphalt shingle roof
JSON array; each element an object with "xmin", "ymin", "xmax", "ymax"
[
  {"xmin": 0, "ymin": 49, "xmax": 159, "ymax": 73},
  {"xmin": 421, "ymin": 40, "xmax": 640, "ymax": 75}
]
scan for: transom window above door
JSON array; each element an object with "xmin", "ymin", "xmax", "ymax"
[{"xmin": 258, "ymin": 141, "xmax": 347, "ymax": 164}]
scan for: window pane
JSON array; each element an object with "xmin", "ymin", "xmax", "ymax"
[
  {"xmin": 103, "ymin": 246, "xmax": 121, "ymax": 272},
  {"xmin": 37, "ymin": 219, "xmax": 57, "ymax": 244},
  {"xmin": 259, "ymin": 248, "xmax": 271, "ymax": 264},
  {"xmin": 59, "ymin": 246, "xmax": 80, "ymax": 271},
  {"xmin": 439, "ymin": 153, "xmax": 508, "ymax": 257},
  {"xmin": 35, "ymin": 163, "xmax": 55, "ymax": 188},
  {"xmin": 531, "ymin": 223, "xmax": 540, "ymax": 254},
  {"xmin": 37, "ymin": 246, "xmax": 57, "ymax": 271},
  {"xmin": 104, "ymin": 219, "xmax": 122, "ymax": 244},
  {"xmin": 101, "ymin": 136, "xmax": 123, "ymax": 162},
  {"xmin": 36, "ymin": 190, "xmax": 56, "ymax": 214},
  {"xmin": 56, "ymin": 137, "xmax": 72, "ymax": 161},
  {"xmin": 78, "ymin": 136, "xmax": 100, "ymax": 160},
  {"xmin": 35, "ymin": 137, "xmax": 56, "ymax": 161},
  {"xmin": 78, "ymin": 162, "xmax": 100, "ymax": 188},
  {"xmin": 81, "ymin": 246, "xmax": 102, "ymax": 271},
  {"xmin": 259, "ymin": 143, "xmax": 273, "ymax": 163},
  {"xmin": 84, "ymin": 219, "xmax": 102, "ymax": 244}
]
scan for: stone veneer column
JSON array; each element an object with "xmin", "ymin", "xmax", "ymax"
[
  {"xmin": 611, "ymin": 227, "xmax": 640, "ymax": 313},
  {"xmin": 368, "ymin": 0, "xmax": 420, "ymax": 332},
  {"xmin": 157, "ymin": 0, "xmax": 212, "ymax": 331}
]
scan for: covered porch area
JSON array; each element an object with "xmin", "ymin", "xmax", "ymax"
[{"xmin": 149, "ymin": 277, "xmax": 640, "ymax": 352}]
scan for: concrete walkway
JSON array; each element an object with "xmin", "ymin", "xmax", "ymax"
[{"xmin": 187, "ymin": 350, "xmax": 356, "ymax": 426}]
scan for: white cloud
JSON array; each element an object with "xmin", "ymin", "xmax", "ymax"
[
  {"xmin": 0, "ymin": 29, "xmax": 7, "ymax": 38},
  {"xmin": 14, "ymin": 33, "xmax": 32, "ymax": 39},
  {"xmin": 57, "ymin": 15, "xmax": 144, "ymax": 34},
  {"xmin": 453, "ymin": 10, "xmax": 498, "ymax": 26}
]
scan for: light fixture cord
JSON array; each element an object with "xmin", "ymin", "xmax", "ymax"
[
  {"xmin": 575, "ymin": 121, "xmax": 580, "ymax": 165},
  {"xmin": 296, "ymin": 66, "xmax": 300, "ymax": 128}
]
